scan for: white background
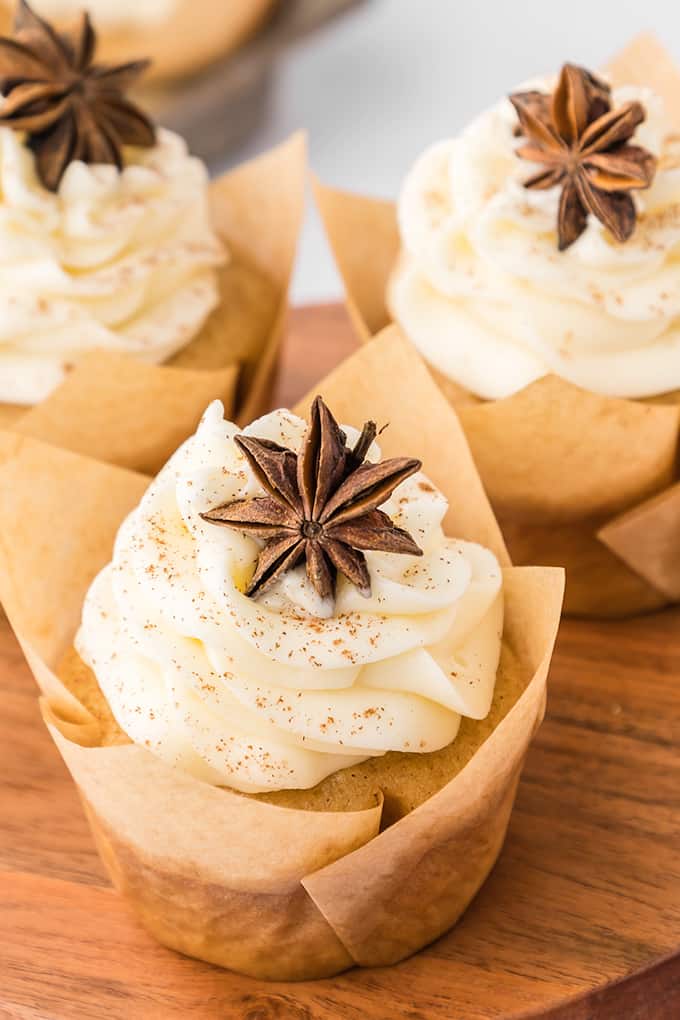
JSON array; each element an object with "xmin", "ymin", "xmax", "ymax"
[{"xmin": 228, "ymin": 0, "xmax": 680, "ymax": 304}]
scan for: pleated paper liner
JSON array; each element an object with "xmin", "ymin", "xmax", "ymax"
[
  {"xmin": 0, "ymin": 329, "xmax": 564, "ymax": 980},
  {"xmin": 0, "ymin": 0, "xmax": 276, "ymax": 81},
  {"xmin": 4, "ymin": 131, "xmax": 305, "ymax": 475},
  {"xmin": 314, "ymin": 36, "xmax": 680, "ymax": 618}
]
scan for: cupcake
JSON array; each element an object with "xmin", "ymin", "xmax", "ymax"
[
  {"xmin": 0, "ymin": 2, "xmax": 304, "ymax": 472},
  {"xmin": 0, "ymin": 329, "xmax": 564, "ymax": 980},
  {"xmin": 316, "ymin": 36, "xmax": 680, "ymax": 617},
  {"xmin": 0, "ymin": 0, "xmax": 274, "ymax": 80}
]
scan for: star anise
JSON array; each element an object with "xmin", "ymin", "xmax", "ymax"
[
  {"xmin": 510, "ymin": 63, "xmax": 657, "ymax": 250},
  {"xmin": 0, "ymin": 0, "xmax": 155, "ymax": 192},
  {"xmin": 511, "ymin": 69, "xmax": 611, "ymax": 136},
  {"xmin": 200, "ymin": 397, "xmax": 424, "ymax": 603}
]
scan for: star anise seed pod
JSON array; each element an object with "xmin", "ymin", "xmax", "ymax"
[
  {"xmin": 510, "ymin": 63, "xmax": 657, "ymax": 250},
  {"xmin": 0, "ymin": 0, "xmax": 155, "ymax": 191},
  {"xmin": 511, "ymin": 69, "xmax": 611, "ymax": 137},
  {"xmin": 200, "ymin": 397, "xmax": 424, "ymax": 603}
]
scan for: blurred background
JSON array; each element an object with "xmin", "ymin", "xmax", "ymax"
[
  {"xmin": 56, "ymin": 0, "xmax": 680, "ymax": 304},
  {"xmin": 217, "ymin": 0, "xmax": 678, "ymax": 304}
]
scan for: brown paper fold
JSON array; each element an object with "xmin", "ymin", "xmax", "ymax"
[
  {"xmin": 315, "ymin": 38, "xmax": 680, "ymax": 617},
  {"xmin": 313, "ymin": 181, "xmax": 398, "ymax": 341},
  {"xmin": 0, "ymin": 402, "xmax": 23, "ymax": 428},
  {"xmin": 598, "ymin": 481, "xmax": 680, "ymax": 601},
  {"xmin": 11, "ymin": 353, "xmax": 238, "ymax": 476},
  {"xmin": 0, "ymin": 333, "xmax": 564, "ymax": 980},
  {"xmin": 5, "ymin": 132, "xmax": 306, "ymax": 474},
  {"xmin": 46, "ymin": 715, "xmax": 380, "ymax": 981},
  {"xmin": 457, "ymin": 378, "xmax": 680, "ymax": 617},
  {"xmin": 605, "ymin": 33, "xmax": 680, "ymax": 124}
]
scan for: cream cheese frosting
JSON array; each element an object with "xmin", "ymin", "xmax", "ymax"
[
  {"xmin": 390, "ymin": 81, "xmax": 680, "ymax": 400},
  {"xmin": 76, "ymin": 401, "xmax": 504, "ymax": 793},
  {"xmin": 30, "ymin": 0, "xmax": 178, "ymax": 28},
  {"xmin": 0, "ymin": 126, "xmax": 225, "ymax": 405}
]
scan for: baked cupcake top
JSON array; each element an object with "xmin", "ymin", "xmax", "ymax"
[
  {"xmin": 390, "ymin": 62, "xmax": 680, "ymax": 401},
  {"xmin": 0, "ymin": 1, "xmax": 225, "ymax": 405},
  {"xmin": 76, "ymin": 399, "xmax": 504, "ymax": 793}
]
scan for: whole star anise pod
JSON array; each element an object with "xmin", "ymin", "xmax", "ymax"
[
  {"xmin": 200, "ymin": 397, "xmax": 424, "ymax": 603},
  {"xmin": 0, "ymin": 0, "xmax": 155, "ymax": 192},
  {"xmin": 510, "ymin": 63, "xmax": 657, "ymax": 250}
]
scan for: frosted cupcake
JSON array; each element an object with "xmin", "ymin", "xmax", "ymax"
[
  {"xmin": 0, "ymin": 0, "xmax": 273, "ymax": 79},
  {"xmin": 316, "ymin": 41, "xmax": 680, "ymax": 617},
  {"xmin": 0, "ymin": 330, "xmax": 564, "ymax": 978},
  {"xmin": 389, "ymin": 64, "xmax": 671, "ymax": 402},
  {"xmin": 73, "ymin": 397, "xmax": 505, "ymax": 813},
  {"xmin": 0, "ymin": 2, "xmax": 305, "ymax": 472}
]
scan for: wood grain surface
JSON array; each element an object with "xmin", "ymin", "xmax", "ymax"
[{"xmin": 1, "ymin": 305, "xmax": 680, "ymax": 1020}]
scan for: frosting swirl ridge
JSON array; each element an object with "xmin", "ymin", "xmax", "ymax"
[
  {"xmin": 0, "ymin": 126, "xmax": 225, "ymax": 405},
  {"xmin": 76, "ymin": 402, "xmax": 504, "ymax": 793}
]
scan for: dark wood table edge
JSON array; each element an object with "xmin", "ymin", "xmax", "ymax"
[{"xmin": 518, "ymin": 946, "xmax": 680, "ymax": 1019}]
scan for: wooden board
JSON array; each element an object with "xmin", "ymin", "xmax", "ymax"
[{"xmin": 1, "ymin": 305, "xmax": 680, "ymax": 1020}]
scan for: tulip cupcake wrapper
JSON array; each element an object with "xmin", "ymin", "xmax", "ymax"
[
  {"xmin": 0, "ymin": 330, "xmax": 564, "ymax": 981},
  {"xmin": 3, "ymin": 132, "xmax": 306, "ymax": 476},
  {"xmin": 314, "ymin": 36, "xmax": 680, "ymax": 619}
]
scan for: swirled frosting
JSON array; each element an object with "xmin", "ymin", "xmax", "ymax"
[
  {"xmin": 76, "ymin": 402, "xmax": 504, "ymax": 793},
  {"xmin": 390, "ymin": 81, "xmax": 680, "ymax": 400},
  {"xmin": 0, "ymin": 126, "xmax": 224, "ymax": 405},
  {"xmin": 29, "ymin": 0, "xmax": 178, "ymax": 28}
]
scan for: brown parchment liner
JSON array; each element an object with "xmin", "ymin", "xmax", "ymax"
[
  {"xmin": 315, "ymin": 35, "xmax": 680, "ymax": 619},
  {"xmin": 0, "ymin": 329, "xmax": 564, "ymax": 980},
  {"xmin": 2, "ymin": 131, "xmax": 305, "ymax": 475},
  {"xmin": 0, "ymin": 0, "xmax": 275, "ymax": 81}
]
